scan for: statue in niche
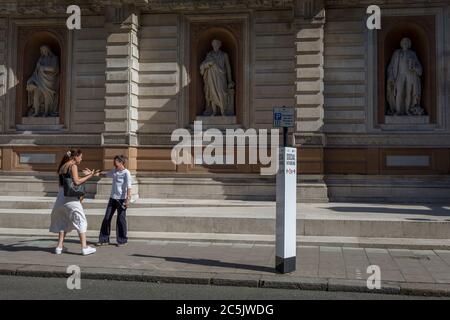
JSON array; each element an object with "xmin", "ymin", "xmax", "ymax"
[
  {"xmin": 26, "ymin": 45, "xmax": 60, "ymax": 117},
  {"xmin": 200, "ymin": 39, "xmax": 235, "ymax": 116},
  {"xmin": 386, "ymin": 37, "xmax": 424, "ymax": 116}
]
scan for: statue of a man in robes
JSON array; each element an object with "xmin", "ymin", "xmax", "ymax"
[
  {"xmin": 26, "ymin": 45, "xmax": 60, "ymax": 117},
  {"xmin": 200, "ymin": 39, "xmax": 235, "ymax": 116},
  {"xmin": 386, "ymin": 38, "xmax": 424, "ymax": 116}
]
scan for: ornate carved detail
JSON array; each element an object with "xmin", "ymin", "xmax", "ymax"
[
  {"xmin": 325, "ymin": 134, "xmax": 450, "ymax": 147},
  {"xmin": 325, "ymin": 0, "xmax": 448, "ymax": 6},
  {"xmin": 149, "ymin": 0, "xmax": 293, "ymax": 10},
  {"xmin": 0, "ymin": 0, "xmax": 147, "ymax": 15},
  {"xmin": 1, "ymin": 0, "xmax": 445, "ymax": 15},
  {"xmin": 0, "ymin": 0, "xmax": 293, "ymax": 15},
  {"xmin": 294, "ymin": 134, "xmax": 326, "ymax": 147}
]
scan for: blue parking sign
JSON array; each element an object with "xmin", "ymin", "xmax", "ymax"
[{"xmin": 273, "ymin": 107, "xmax": 294, "ymax": 128}]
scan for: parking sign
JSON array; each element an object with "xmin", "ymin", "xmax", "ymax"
[{"xmin": 273, "ymin": 107, "xmax": 295, "ymax": 128}]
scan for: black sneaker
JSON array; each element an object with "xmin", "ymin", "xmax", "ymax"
[
  {"xmin": 96, "ymin": 242, "xmax": 109, "ymax": 246},
  {"xmin": 116, "ymin": 243, "xmax": 128, "ymax": 247}
]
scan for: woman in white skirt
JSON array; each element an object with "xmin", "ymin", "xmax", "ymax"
[{"xmin": 49, "ymin": 149, "xmax": 98, "ymax": 255}]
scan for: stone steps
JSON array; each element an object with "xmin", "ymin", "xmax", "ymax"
[
  {"xmin": 326, "ymin": 175, "xmax": 450, "ymax": 204},
  {"xmin": 1, "ymin": 173, "xmax": 449, "ymax": 203},
  {"xmin": 0, "ymin": 196, "xmax": 274, "ymax": 209},
  {"xmin": 0, "ymin": 201, "xmax": 449, "ymax": 244},
  {"xmin": 0, "ymin": 172, "xmax": 329, "ymax": 202}
]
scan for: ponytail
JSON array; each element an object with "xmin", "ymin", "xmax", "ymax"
[{"xmin": 57, "ymin": 149, "xmax": 82, "ymax": 173}]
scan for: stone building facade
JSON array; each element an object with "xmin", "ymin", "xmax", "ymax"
[{"xmin": 0, "ymin": 0, "xmax": 449, "ymax": 203}]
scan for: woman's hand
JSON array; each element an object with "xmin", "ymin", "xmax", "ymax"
[{"xmin": 82, "ymin": 168, "xmax": 93, "ymax": 176}]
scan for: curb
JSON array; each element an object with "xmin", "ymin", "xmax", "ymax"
[{"xmin": 1, "ymin": 263, "xmax": 450, "ymax": 298}]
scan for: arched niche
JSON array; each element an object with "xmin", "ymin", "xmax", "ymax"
[
  {"xmin": 189, "ymin": 24, "xmax": 243, "ymax": 124},
  {"xmin": 16, "ymin": 28, "xmax": 66, "ymax": 125},
  {"xmin": 377, "ymin": 16, "xmax": 436, "ymax": 124}
]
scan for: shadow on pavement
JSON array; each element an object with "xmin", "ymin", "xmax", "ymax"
[
  {"xmin": 0, "ymin": 238, "xmax": 84, "ymax": 254},
  {"xmin": 131, "ymin": 254, "xmax": 274, "ymax": 273},
  {"xmin": 324, "ymin": 205, "xmax": 450, "ymax": 217}
]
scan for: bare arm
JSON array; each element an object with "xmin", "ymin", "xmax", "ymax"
[
  {"xmin": 124, "ymin": 171, "xmax": 132, "ymax": 207},
  {"xmin": 97, "ymin": 170, "xmax": 109, "ymax": 177},
  {"xmin": 71, "ymin": 165, "xmax": 93, "ymax": 185},
  {"xmin": 125, "ymin": 187, "xmax": 132, "ymax": 207}
]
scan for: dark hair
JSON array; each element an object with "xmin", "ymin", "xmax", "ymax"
[
  {"xmin": 57, "ymin": 149, "xmax": 82, "ymax": 173},
  {"xmin": 114, "ymin": 155, "xmax": 127, "ymax": 165}
]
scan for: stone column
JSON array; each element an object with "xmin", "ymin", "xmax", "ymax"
[
  {"xmin": 98, "ymin": 5, "xmax": 139, "ymax": 199},
  {"xmin": 103, "ymin": 5, "xmax": 139, "ymax": 172},
  {"xmin": 294, "ymin": 0, "xmax": 326, "ymax": 148},
  {"xmin": 0, "ymin": 17, "xmax": 6, "ymax": 134},
  {"xmin": 0, "ymin": 18, "xmax": 6, "ymax": 169},
  {"xmin": 293, "ymin": 0, "xmax": 328, "ymax": 201}
]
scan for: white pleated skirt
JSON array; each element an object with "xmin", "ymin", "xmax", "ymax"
[{"xmin": 49, "ymin": 187, "xmax": 87, "ymax": 234}]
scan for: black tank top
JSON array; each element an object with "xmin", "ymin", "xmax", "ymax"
[{"xmin": 59, "ymin": 165, "xmax": 72, "ymax": 186}]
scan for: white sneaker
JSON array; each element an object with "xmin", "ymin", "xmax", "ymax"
[
  {"xmin": 55, "ymin": 246, "xmax": 67, "ymax": 255},
  {"xmin": 81, "ymin": 246, "xmax": 96, "ymax": 256}
]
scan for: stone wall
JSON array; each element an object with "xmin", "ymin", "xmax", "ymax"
[
  {"xmin": 0, "ymin": 18, "xmax": 6, "ymax": 134},
  {"xmin": 138, "ymin": 13, "xmax": 179, "ymax": 135},
  {"xmin": 71, "ymin": 15, "xmax": 107, "ymax": 133},
  {"xmin": 446, "ymin": 3, "xmax": 450, "ymax": 133},
  {"xmin": 323, "ymin": 7, "xmax": 367, "ymax": 134},
  {"xmin": 252, "ymin": 9, "xmax": 295, "ymax": 129}
]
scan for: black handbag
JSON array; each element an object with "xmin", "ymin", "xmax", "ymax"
[{"xmin": 62, "ymin": 165, "xmax": 86, "ymax": 198}]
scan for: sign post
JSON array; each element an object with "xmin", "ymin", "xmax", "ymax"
[{"xmin": 273, "ymin": 106, "xmax": 296, "ymax": 273}]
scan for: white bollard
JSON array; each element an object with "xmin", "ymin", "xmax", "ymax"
[{"xmin": 275, "ymin": 147, "xmax": 297, "ymax": 273}]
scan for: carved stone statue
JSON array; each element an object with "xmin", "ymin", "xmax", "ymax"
[
  {"xmin": 26, "ymin": 45, "xmax": 60, "ymax": 117},
  {"xmin": 386, "ymin": 38, "xmax": 424, "ymax": 116},
  {"xmin": 200, "ymin": 39, "xmax": 235, "ymax": 116}
]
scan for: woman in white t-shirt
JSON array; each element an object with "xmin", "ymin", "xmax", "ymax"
[{"xmin": 97, "ymin": 155, "xmax": 132, "ymax": 246}]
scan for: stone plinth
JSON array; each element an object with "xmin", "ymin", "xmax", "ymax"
[
  {"xmin": 385, "ymin": 115, "xmax": 429, "ymax": 125},
  {"xmin": 381, "ymin": 115, "xmax": 432, "ymax": 131},
  {"xmin": 22, "ymin": 117, "xmax": 60, "ymax": 125},
  {"xmin": 193, "ymin": 116, "xmax": 240, "ymax": 130},
  {"xmin": 17, "ymin": 117, "xmax": 63, "ymax": 131}
]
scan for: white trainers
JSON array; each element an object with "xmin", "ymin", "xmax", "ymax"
[
  {"xmin": 55, "ymin": 246, "xmax": 67, "ymax": 255},
  {"xmin": 81, "ymin": 246, "xmax": 97, "ymax": 256}
]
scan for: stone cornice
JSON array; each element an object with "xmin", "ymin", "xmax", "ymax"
[
  {"xmin": 148, "ymin": 0, "xmax": 293, "ymax": 10},
  {"xmin": 1, "ymin": 0, "xmax": 447, "ymax": 15},
  {"xmin": 0, "ymin": 0, "xmax": 294, "ymax": 15},
  {"xmin": 325, "ymin": 0, "xmax": 449, "ymax": 8},
  {"xmin": 0, "ymin": 0, "xmax": 149, "ymax": 15}
]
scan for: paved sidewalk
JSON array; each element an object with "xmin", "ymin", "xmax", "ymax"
[{"xmin": 1, "ymin": 235, "xmax": 450, "ymax": 297}]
